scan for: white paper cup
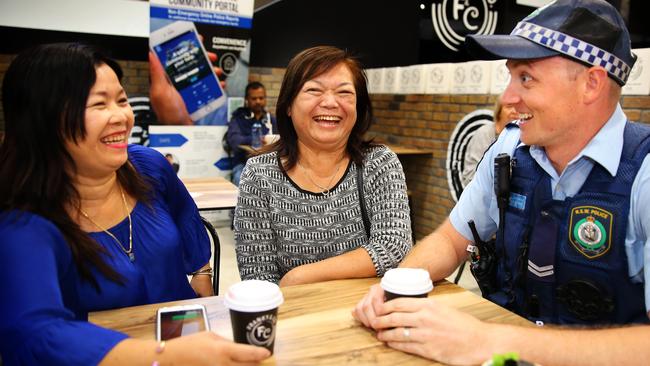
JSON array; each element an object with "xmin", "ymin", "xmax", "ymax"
[
  {"xmin": 381, "ymin": 268, "xmax": 433, "ymax": 301},
  {"xmin": 224, "ymin": 280, "xmax": 284, "ymax": 353}
]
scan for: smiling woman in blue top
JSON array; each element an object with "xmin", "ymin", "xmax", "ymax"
[{"xmin": 0, "ymin": 43, "xmax": 269, "ymax": 365}]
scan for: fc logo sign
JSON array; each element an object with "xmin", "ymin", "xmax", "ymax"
[{"xmin": 431, "ymin": 0, "xmax": 499, "ymax": 52}]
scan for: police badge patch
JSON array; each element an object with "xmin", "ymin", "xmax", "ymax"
[{"xmin": 569, "ymin": 206, "xmax": 613, "ymax": 259}]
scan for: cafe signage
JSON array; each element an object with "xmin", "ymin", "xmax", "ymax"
[{"xmin": 430, "ymin": 0, "xmax": 500, "ymax": 52}]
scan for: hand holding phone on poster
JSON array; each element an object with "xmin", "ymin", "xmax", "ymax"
[
  {"xmin": 149, "ymin": 21, "xmax": 227, "ymax": 125},
  {"xmin": 148, "ymin": 52, "xmax": 193, "ymax": 125}
]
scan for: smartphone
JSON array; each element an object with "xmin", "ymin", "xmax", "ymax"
[
  {"xmin": 156, "ymin": 304, "xmax": 210, "ymax": 341},
  {"xmin": 150, "ymin": 21, "xmax": 226, "ymax": 122}
]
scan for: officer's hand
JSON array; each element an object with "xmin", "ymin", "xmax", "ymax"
[{"xmin": 371, "ymin": 297, "xmax": 494, "ymax": 365}]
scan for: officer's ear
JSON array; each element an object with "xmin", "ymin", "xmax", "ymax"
[{"xmin": 583, "ymin": 66, "xmax": 610, "ymax": 105}]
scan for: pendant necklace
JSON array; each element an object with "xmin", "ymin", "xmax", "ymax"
[
  {"xmin": 297, "ymin": 158, "xmax": 343, "ymax": 195},
  {"xmin": 79, "ymin": 184, "xmax": 134, "ymax": 262}
]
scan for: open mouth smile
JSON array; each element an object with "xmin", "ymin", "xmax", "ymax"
[
  {"xmin": 101, "ymin": 132, "xmax": 127, "ymax": 146},
  {"xmin": 313, "ymin": 115, "xmax": 342, "ymax": 125}
]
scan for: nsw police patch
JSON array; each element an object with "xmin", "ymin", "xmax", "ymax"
[{"xmin": 569, "ymin": 206, "xmax": 612, "ymax": 259}]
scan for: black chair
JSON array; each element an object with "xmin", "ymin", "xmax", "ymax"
[
  {"xmin": 200, "ymin": 216, "xmax": 221, "ymax": 295},
  {"xmin": 454, "ymin": 261, "xmax": 467, "ymax": 284}
]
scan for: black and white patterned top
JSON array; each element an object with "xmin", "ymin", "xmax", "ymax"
[{"xmin": 234, "ymin": 145, "xmax": 412, "ymax": 283}]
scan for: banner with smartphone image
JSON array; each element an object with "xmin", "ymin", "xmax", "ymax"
[{"xmin": 149, "ymin": 0, "xmax": 254, "ymax": 126}]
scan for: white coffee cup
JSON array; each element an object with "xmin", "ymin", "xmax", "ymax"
[
  {"xmin": 224, "ymin": 280, "xmax": 284, "ymax": 353},
  {"xmin": 381, "ymin": 268, "xmax": 433, "ymax": 301}
]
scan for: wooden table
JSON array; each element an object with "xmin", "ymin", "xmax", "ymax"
[
  {"xmin": 181, "ymin": 177, "xmax": 238, "ymax": 211},
  {"xmin": 90, "ymin": 278, "xmax": 530, "ymax": 365}
]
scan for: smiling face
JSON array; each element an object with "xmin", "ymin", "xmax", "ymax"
[
  {"xmin": 66, "ymin": 63, "xmax": 134, "ymax": 178},
  {"xmin": 288, "ymin": 62, "xmax": 357, "ymax": 152},
  {"xmin": 502, "ymin": 56, "xmax": 586, "ymax": 150}
]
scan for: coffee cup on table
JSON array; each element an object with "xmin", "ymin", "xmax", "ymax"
[
  {"xmin": 224, "ymin": 280, "xmax": 284, "ymax": 353},
  {"xmin": 381, "ymin": 268, "xmax": 433, "ymax": 301}
]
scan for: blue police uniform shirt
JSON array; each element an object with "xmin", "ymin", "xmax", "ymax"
[{"xmin": 450, "ymin": 104, "xmax": 650, "ymax": 313}]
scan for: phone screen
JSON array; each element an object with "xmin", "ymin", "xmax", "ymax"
[
  {"xmin": 152, "ymin": 30, "xmax": 224, "ymax": 116},
  {"xmin": 159, "ymin": 308, "xmax": 208, "ymax": 341}
]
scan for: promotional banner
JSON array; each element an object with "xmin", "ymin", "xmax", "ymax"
[
  {"xmin": 623, "ymin": 48, "xmax": 650, "ymax": 96},
  {"xmin": 399, "ymin": 65, "xmax": 427, "ymax": 95},
  {"xmin": 150, "ymin": 0, "xmax": 254, "ymax": 126},
  {"xmin": 383, "ymin": 67, "xmax": 399, "ymax": 95},
  {"xmin": 365, "ymin": 69, "xmax": 383, "ymax": 94},
  {"xmin": 489, "ymin": 60, "xmax": 509, "ymax": 95},
  {"xmin": 149, "ymin": 125, "xmax": 231, "ymax": 179},
  {"xmin": 450, "ymin": 61, "xmax": 491, "ymax": 95}
]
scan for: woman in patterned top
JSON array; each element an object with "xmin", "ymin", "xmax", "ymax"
[{"xmin": 235, "ymin": 46, "xmax": 412, "ymax": 286}]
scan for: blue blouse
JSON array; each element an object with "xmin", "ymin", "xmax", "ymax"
[{"xmin": 0, "ymin": 145, "xmax": 210, "ymax": 365}]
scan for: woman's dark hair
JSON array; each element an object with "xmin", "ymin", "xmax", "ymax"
[
  {"xmin": 0, "ymin": 43, "xmax": 150, "ymax": 289},
  {"xmin": 272, "ymin": 46, "xmax": 374, "ymax": 170}
]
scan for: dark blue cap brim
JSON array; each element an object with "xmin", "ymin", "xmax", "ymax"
[{"xmin": 465, "ymin": 34, "xmax": 560, "ymax": 61}]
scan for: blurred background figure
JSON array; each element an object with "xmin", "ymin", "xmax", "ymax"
[
  {"xmin": 226, "ymin": 81, "xmax": 277, "ymax": 186},
  {"xmin": 165, "ymin": 153, "xmax": 180, "ymax": 174},
  {"xmin": 460, "ymin": 97, "xmax": 518, "ymax": 187}
]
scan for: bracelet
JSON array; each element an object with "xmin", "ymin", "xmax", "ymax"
[
  {"xmin": 192, "ymin": 267, "xmax": 213, "ymax": 276},
  {"xmin": 152, "ymin": 341, "xmax": 166, "ymax": 366},
  {"xmin": 192, "ymin": 272, "xmax": 212, "ymax": 277}
]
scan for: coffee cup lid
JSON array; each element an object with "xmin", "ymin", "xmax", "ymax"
[
  {"xmin": 380, "ymin": 268, "xmax": 433, "ymax": 296},
  {"xmin": 224, "ymin": 280, "xmax": 284, "ymax": 312}
]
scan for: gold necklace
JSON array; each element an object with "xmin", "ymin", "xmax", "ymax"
[
  {"xmin": 297, "ymin": 158, "xmax": 344, "ymax": 195},
  {"xmin": 79, "ymin": 185, "xmax": 134, "ymax": 262}
]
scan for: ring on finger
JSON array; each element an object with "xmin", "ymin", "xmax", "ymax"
[{"xmin": 402, "ymin": 327, "xmax": 411, "ymax": 340}]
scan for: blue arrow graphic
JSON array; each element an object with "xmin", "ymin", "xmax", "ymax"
[
  {"xmin": 148, "ymin": 134, "xmax": 188, "ymax": 147},
  {"xmin": 215, "ymin": 157, "xmax": 233, "ymax": 171}
]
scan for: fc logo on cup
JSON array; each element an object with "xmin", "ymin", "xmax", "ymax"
[{"xmin": 245, "ymin": 314, "xmax": 277, "ymax": 346}]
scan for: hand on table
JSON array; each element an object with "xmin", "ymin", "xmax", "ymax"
[
  {"xmin": 366, "ymin": 295, "xmax": 493, "ymax": 365},
  {"xmin": 148, "ymin": 50, "xmax": 226, "ymax": 125},
  {"xmin": 167, "ymin": 331, "xmax": 270, "ymax": 365},
  {"xmin": 352, "ymin": 283, "xmax": 386, "ymax": 327}
]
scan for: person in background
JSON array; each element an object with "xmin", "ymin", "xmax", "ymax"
[
  {"xmin": 165, "ymin": 153, "xmax": 180, "ymax": 174},
  {"xmin": 0, "ymin": 43, "xmax": 269, "ymax": 366},
  {"xmin": 226, "ymin": 82, "xmax": 278, "ymax": 186},
  {"xmin": 234, "ymin": 46, "xmax": 412, "ymax": 286},
  {"xmin": 354, "ymin": 1, "xmax": 650, "ymax": 365},
  {"xmin": 460, "ymin": 97, "xmax": 518, "ymax": 187}
]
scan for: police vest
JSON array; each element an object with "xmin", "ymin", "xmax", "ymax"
[{"xmin": 490, "ymin": 121, "xmax": 650, "ymax": 325}]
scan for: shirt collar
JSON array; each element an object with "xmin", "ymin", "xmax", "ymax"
[
  {"xmin": 521, "ymin": 104, "xmax": 626, "ymax": 177},
  {"xmin": 573, "ymin": 103, "xmax": 626, "ymax": 176}
]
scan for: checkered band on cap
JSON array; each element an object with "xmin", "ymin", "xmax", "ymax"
[{"xmin": 512, "ymin": 21, "xmax": 631, "ymax": 84}]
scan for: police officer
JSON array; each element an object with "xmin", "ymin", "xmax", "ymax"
[{"xmin": 354, "ymin": 1, "xmax": 650, "ymax": 365}]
